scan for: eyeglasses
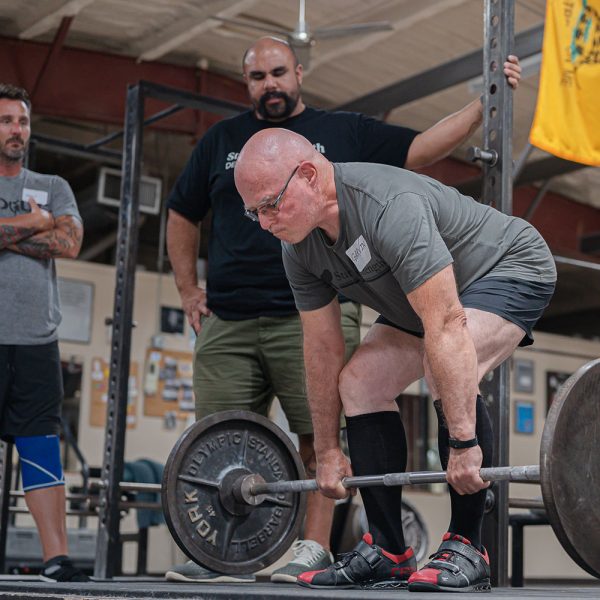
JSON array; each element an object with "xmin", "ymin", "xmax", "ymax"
[{"xmin": 244, "ymin": 164, "xmax": 299, "ymax": 222}]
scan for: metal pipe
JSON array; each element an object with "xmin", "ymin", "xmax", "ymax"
[
  {"xmin": 508, "ymin": 497, "xmax": 545, "ymax": 510},
  {"xmin": 9, "ymin": 507, "xmax": 97, "ymax": 517},
  {"xmin": 89, "ymin": 480, "xmax": 161, "ymax": 493},
  {"xmin": 249, "ymin": 464, "xmax": 540, "ymax": 496},
  {"xmin": 523, "ymin": 178, "xmax": 552, "ymax": 222},
  {"xmin": 85, "ymin": 104, "xmax": 184, "ymax": 150}
]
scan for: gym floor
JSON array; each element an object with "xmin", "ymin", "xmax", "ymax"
[{"xmin": 0, "ymin": 578, "xmax": 599, "ymax": 599}]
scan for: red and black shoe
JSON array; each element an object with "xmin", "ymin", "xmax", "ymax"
[
  {"xmin": 297, "ymin": 533, "xmax": 416, "ymax": 590},
  {"xmin": 408, "ymin": 533, "xmax": 491, "ymax": 593}
]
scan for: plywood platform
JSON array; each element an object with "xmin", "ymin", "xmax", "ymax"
[{"xmin": 0, "ymin": 577, "xmax": 599, "ymax": 600}]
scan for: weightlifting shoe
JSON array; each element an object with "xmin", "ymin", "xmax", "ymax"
[
  {"xmin": 408, "ymin": 533, "xmax": 491, "ymax": 593},
  {"xmin": 297, "ymin": 533, "xmax": 416, "ymax": 589},
  {"xmin": 165, "ymin": 560, "xmax": 255, "ymax": 583},
  {"xmin": 271, "ymin": 539, "xmax": 333, "ymax": 583},
  {"xmin": 40, "ymin": 555, "xmax": 89, "ymax": 582}
]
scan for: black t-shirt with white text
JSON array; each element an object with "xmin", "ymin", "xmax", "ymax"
[{"xmin": 167, "ymin": 107, "xmax": 419, "ymax": 319}]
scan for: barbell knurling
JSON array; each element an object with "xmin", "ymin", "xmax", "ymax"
[{"xmin": 248, "ymin": 464, "xmax": 541, "ymax": 496}]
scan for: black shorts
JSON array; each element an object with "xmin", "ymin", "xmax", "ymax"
[
  {"xmin": 0, "ymin": 341, "xmax": 63, "ymax": 442},
  {"xmin": 375, "ymin": 277, "xmax": 556, "ymax": 347}
]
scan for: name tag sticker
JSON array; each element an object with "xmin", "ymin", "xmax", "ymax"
[
  {"xmin": 345, "ymin": 235, "xmax": 372, "ymax": 272},
  {"xmin": 22, "ymin": 188, "xmax": 48, "ymax": 206}
]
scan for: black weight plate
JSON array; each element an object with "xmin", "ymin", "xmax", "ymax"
[
  {"xmin": 540, "ymin": 358, "xmax": 600, "ymax": 579},
  {"xmin": 162, "ymin": 410, "xmax": 306, "ymax": 574}
]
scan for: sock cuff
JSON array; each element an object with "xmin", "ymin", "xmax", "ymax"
[
  {"xmin": 345, "ymin": 411, "xmax": 400, "ymax": 426},
  {"xmin": 45, "ymin": 554, "xmax": 69, "ymax": 568}
]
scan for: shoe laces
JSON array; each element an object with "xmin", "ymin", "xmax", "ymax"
[{"xmin": 291, "ymin": 540, "xmax": 326, "ymax": 567}]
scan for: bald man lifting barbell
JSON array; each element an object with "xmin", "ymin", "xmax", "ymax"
[{"xmin": 233, "ymin": 128, "xmax": 556, "ymax": 592}]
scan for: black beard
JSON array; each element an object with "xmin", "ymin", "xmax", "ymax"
[{"xmin": 257, "ymin": 91, "xmax": 298, "ymax": 120}]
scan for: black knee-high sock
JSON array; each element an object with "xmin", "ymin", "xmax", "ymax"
[
  {"xmin": 434, "ymin": 395, "xmax": 493, "ymax": 550},
  {"xmin": 346, "ymin": 411, "xmax": 408, "ymax": 553}
]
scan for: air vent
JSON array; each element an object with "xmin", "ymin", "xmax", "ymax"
[{"xmin": 97, "ymin": 167, "xmax": 162, "ymax": 215}]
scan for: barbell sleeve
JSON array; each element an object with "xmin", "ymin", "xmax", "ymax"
[{"xmin": 249, "ymin": 464, "xmax": 540, "ymax": 496}]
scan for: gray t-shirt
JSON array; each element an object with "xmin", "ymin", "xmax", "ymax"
[
  {"xmin": 282, "ymin": 162, "xmax": 556, "ymax": 333},
  {"xmin": 0, "ymin": 169, "xmax": 81, "ymax": 345}
]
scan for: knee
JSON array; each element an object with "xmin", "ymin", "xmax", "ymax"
[
  {"xmin": 338, "ymin": 361, "xmax": 366, "ymax": 410},
  {"xmin": 15, "ymin": 435, "xmax": 64, "ymax": 492},
  {"xmin": 338, "ymin": 362, "xmax": 395, "ymax": 415}
]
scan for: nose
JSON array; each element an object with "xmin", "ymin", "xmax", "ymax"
[
  {"xmin": 263, "ymin": 73, "xmax": 278, "ymax": 91},
  {"xmin": 259, "ymin": 212, "xmax": 275, "ymax": 231},
  {"xmin": 9, "ymin": 121, "xmax": 23, "ymax": 136}
]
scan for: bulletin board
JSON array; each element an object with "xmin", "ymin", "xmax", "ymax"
[
  {"xmin": 90, "ymin": 357, "xmax": 139, "ymax": 429},
  {"xmin": 142, "ymin": 348, "xmax": 195, "ymax": 418}
]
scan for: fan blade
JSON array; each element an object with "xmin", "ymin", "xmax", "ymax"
[
  {"xmin": 312, "ymin": 21, "xmax": 393, "ymax": 40},
  {"xmin": 289, "ymin": 42, "xmax": 311, "ymax": 69},
  {"xmin": 211, "ymin": 15, "xmax": 291, "ymax": 37}
]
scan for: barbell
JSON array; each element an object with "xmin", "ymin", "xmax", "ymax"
[{"xmin": 162, "ymin": 358, "xmax": 600, "ymax": 579}]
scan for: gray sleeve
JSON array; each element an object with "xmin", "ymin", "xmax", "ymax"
[
  {"xmin": 281, "ymin": 243, "xmax": 337, "ymax": 311},
  {"xmin": 375, "ymin": 192, "xmax": 453, "ymax": 293},
  {"xmin": 49, "ymin": 176, "xmax": 81, "ymax": 221}
]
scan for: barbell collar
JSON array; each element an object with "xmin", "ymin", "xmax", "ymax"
[{"xmin": 248, "ymin": 464, "xmax": 540, "ymax": 496}]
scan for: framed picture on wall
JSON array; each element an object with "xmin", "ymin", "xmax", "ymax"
[
  {"xmin": 513, "ymin": 400, "xmax": 534, "ymax": 434},
  {"xmin": 513, "ymin": 358, "xmax": 535, "ymax": 394},
  {"xmin": 160, "ymin": 306, "xmax": 185, "ymax": 334},
  {"xmin": 57, "ymin": 278, "xmax": 94, "ymax": 344},
  {"xmin": 545, "ymin": 371, "xmax": 572, "ymax": 412}
]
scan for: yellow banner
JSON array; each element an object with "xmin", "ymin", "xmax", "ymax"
[{"xmin": 530, "ymin": 0, "xmax": 600, "ymax": 166}]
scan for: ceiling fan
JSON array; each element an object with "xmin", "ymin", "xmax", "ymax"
[{"xmin": 212, "ymin": 0, "xmax": 393, "ymax": 68}]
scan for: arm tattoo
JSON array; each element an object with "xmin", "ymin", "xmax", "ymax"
[
  {"xmin": 0, "ymin": 224, "xmax": 37, "ymax": 249},
  {"xmin": 11, "ymin": 216, "xmax": 83, "ymax": 259}
]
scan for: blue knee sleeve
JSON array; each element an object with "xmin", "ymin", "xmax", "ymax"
[{"xmin": 15, "ymin": 435, "xmax": 64, "ymax": 492}]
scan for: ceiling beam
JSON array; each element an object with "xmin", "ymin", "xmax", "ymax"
[
  {"xmin": 136, "ymin": 0, "xmax": 257, "ymax": 63},
  {"xmin": 19, "ymin": 0, "xmax": 96, "ymax": 40},
  {"xmin": 456, "ymin": 155, "xmax": 588, "ymax": 198},
  {"xmin": 337, "ymin": 23, "xmax": 544, "ymax": 114},
  {"xmin": 31, "ymin": 16, "xmax": 74, "ymax": 101}
]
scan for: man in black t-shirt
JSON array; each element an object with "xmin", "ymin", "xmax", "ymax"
[{"xmin": 165, "ymin": 36, "xmax": 521, "ymax": 584}]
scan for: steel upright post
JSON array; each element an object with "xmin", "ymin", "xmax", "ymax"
[
  {"xmin": 94, "ymin": 84, "xmax": 145, "ymax": 578},
  {"xmin": 480, "ymin": 0, "xmax": 514, "ymax": 588}
]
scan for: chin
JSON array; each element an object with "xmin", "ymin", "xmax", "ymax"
[{"xmin": 283, "ymin": 232, "xmax": 310, "ymax": 244}]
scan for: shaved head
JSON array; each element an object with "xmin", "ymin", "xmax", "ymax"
[
  {"xmin": 235, "ymin": 128, "xmax": 318, "ymax": 191},
  {"xmin": 242, "ymin": 37, "xmax": 299, "ymax": 70},
  {"xmin": 234, "ymin": 129, "xmax": 339, "ymax": 244}
]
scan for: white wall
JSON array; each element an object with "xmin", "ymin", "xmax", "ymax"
[{"xmin": 55, "ymin": 259, "xmax": 194, "ymax": 573}]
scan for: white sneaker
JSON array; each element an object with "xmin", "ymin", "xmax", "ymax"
[
  {"xmin": 165, "ymin": 560, "xmax": 255, "ymax": 583},
  {"xmin": 270, "ymin": 540, "xmax": 334, "ymax": 583}
]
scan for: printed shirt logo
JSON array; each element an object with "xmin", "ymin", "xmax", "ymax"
[
  {"xmin": 223, "ymin": 142, "xmax": 326, "ymax": 170},
  {"xmin": 345, "ymin": 235, "xmax": 371, "ymax": 273},
  {"xmin": 0, "ymin": 198, "xmax": 30, "ymax": 214}
]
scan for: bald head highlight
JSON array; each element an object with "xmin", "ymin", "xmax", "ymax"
[
  {"xmin": 242, "ymin": 36, "xmax": 300, "ymax": 71},
  {"xmin": 235, "ymin": 129, "xmax": 319, "ymax": 194}
]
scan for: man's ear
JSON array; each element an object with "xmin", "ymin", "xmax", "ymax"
[{"xmin": 298, "ymin": 161, "xmax": 317, "ymax": 186}]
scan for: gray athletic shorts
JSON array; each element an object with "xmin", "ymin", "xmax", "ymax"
[{"xmin": 375, "ymin": 276, "xmax": 556, "ymax": 347}]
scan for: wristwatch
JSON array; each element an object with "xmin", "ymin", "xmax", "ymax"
[{"xmin": 448, "ymin": 436, "xmax": 479, "ymax": 449}]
